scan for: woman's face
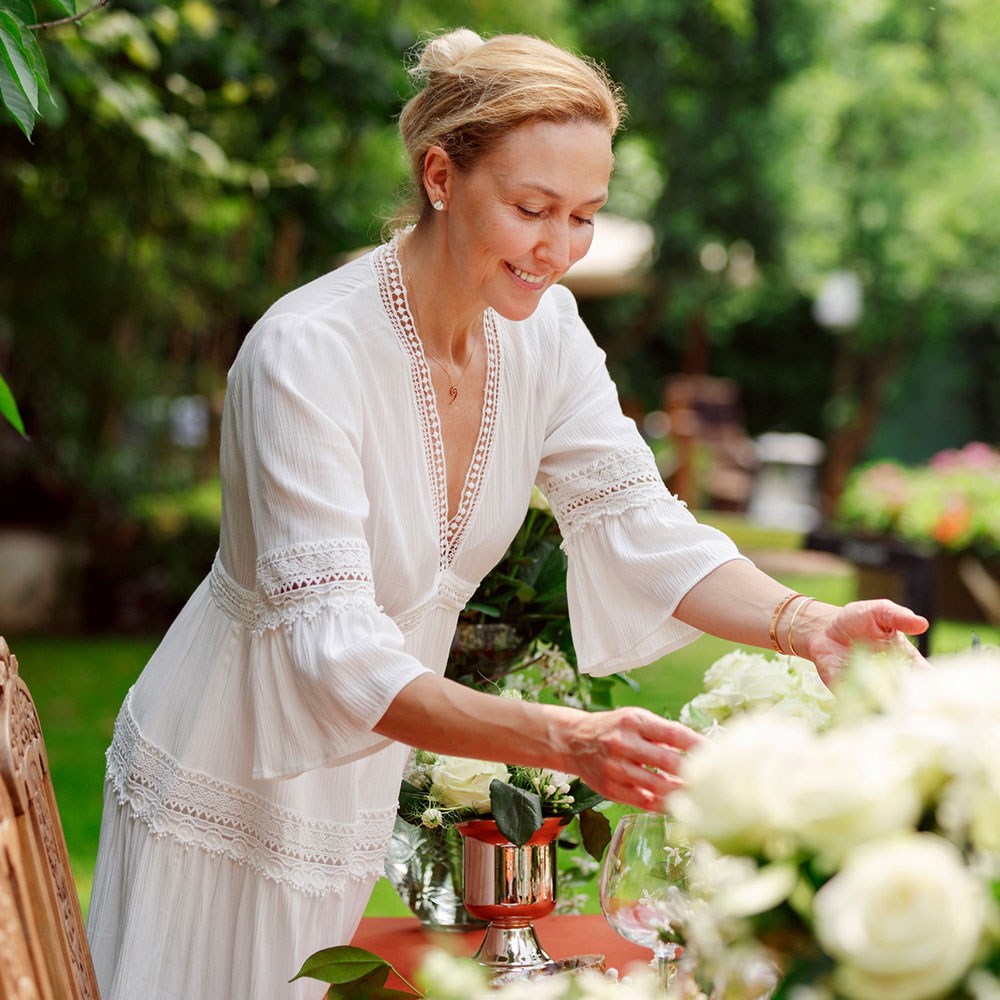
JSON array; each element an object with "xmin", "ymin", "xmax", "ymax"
[{"xmin": 438, "ymin": 118, "xmax": 614, "ymax": 322}]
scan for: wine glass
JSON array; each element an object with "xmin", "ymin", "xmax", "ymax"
[{"xmin": 599, "ymin": 812, "xmax": 691, "ymax": 993}]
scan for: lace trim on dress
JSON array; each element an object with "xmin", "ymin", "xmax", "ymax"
[
  {"xmin": 372, "ymin": 234, "xmax": 502, "ymax": 570},
  {"xmin": 210, "ymin": 549, "xmax": 377, "ymax": 633},
  {"xmin": 543, "ymin": 446, "xmax": 680, "ymax": 541},
  {"xmin": 394, "ymin": 570, "xmax": 477, "ymax": 636},
  {"xmin": 106, "ymin": 692, "xmax": 397, "ymax": 898}
]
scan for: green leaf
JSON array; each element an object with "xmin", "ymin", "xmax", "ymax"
[
  {"xmin": 489, "ymin": 779, "xmax": 543, "ymax": 846},
  {"xmin": 566, "ymin": 780, "xmax": 603, "ymax": 814},
  {"xmin": 578, "ymin": 807, "xmax": 611, "ymax": 860},
  {"xmin": 326, "ymin": 968, "xmax": 415, "ymax": 1000},
  {"xmin": 289, "ymin": 947, "xmax": 392, "ymax": 986},
  {"xmin": 0, "ymin": 11, "xmax": 38, "ymax": 112},
  {"xmin": 463, "ymin": 601, "xmax": 500, "ymax": 618},
  {"xmin": 44, "ymin": 0, "xmax": 76, "ymax": 17},
  {"xmin": 0, "ymin": 55, "xmax": 33, "ymax": 137},
  {"xmin": 0, "ymin": 1, "xmax": 37, "ymax": 25},
  {"xmin": 0, "ymin": 372, "xmax": 27, "ymax": 437},
  {"xmin": 397, "ymin": 780, "xmax": 425, "ymax": 818}
]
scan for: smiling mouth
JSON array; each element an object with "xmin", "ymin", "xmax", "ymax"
[{"xmin": 507, "ymin": 263, "xmax": 547, "ymax": 286}]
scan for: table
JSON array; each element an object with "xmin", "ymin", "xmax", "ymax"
[{"xmin": 351, "ymin": 915, "xmax": 651, "ymax": 988}]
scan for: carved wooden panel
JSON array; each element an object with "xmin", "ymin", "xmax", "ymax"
[
  {"xmin": 1, "ymin": 776, "xmax": 51, "ymax": 1000},
  {"xmin": 0, "ymin": 637, "xmax": 101, "ymax": 999}
]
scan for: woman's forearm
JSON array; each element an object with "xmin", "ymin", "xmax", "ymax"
[
  {"xmin": 372, "ymin": 673, "xmax": 702, "ymax": 811},
  {"xmin": 674, "ymin": 559, "xmax": 831, "ymax": 652}
]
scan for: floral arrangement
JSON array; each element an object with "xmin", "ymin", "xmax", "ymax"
[
  {"xmin": 398, "ymin": 724, "xmax": 608, "ymax": 856},
  {"xmin": 836, "ymin": 442, "xmax": 1000, "ymax": 555},
  {"xmin": 662, "ymin": 647, "xmax": 1000, "ymax": 1000},
  {"xmin": 678, "ymin": 649, "xmax": 836, "ymax": 733}
]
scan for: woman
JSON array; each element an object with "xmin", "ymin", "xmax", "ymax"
[{"xmin": 86, "ymin": 29, "xmax": 927, "ymax": 1000}]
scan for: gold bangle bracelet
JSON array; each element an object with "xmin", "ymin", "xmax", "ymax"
[
  {"xmin": 787, "ymin": 597, "xmax": 816, "ymax": 658},
  {"xmin": 768, "ymin": 592, "xmax": 804, "ymax": 654}
]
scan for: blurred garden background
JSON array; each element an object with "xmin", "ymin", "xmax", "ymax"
[{"xmin": 3, "ymin": 0, "xmax": 1000, "ymax": 920}]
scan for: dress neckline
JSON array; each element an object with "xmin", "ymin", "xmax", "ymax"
[{"xmin": 372, "ymin": 234, "xmax": 502, "ymax": 571}]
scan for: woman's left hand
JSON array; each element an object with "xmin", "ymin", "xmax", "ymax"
[{"xmin": 800, "ymin": 599, "xmax": 929, "ymax": 686}]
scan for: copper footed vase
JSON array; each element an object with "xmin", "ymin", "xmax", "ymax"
[{"xmin": 457, "ymin": 816, "xmax": 570, "ymax": 971}]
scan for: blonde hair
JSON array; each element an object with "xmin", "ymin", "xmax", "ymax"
[{"xmin": 394, "ymin": 29, "xmax": 625, "ymax": 224}]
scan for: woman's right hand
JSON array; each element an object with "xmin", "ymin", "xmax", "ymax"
[
  {"xmin": 376, "ymin": 675, "xmax": 701, "ymax": 812},
  {"xmin": 553, "ymin": 705, "xmax": 703, "ymax": 812}
]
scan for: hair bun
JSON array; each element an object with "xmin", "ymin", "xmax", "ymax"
[{"xmin": 414, "ymin": 28, "xmax": 484, "ymax": 74}]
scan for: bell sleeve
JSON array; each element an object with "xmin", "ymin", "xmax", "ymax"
[
  {"xmin": 536, "ymin": 287, "xmax": 748, "ymax": 676},
  {"xmin": 229, "ymin": 312, "xmax": 433, "ymax": 780}
]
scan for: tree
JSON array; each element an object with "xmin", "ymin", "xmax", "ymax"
[
  {"xmin": 0, "ymin": 0, "xmax": 571, "ymax": 627},
  {"xmin": 1, "ymin": 0, "xmax": 109, "ymax": 435},
  {"xmin": 575, "ymin": 0, "xmax": 825, "ymax": 409},
  {"xmin": 770, "ymin": 0, "xmax": 1000, "ymax": 505}
]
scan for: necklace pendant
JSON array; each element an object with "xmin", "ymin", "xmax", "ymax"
[{"xmin": 449, "ymin": 386, "xmax": 459, "ymax": 404}]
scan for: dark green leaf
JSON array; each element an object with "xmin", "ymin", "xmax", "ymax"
[
  {"xmin": 290, "ymin": 946, "xmax": 392, "ymax": 986},
  {"xmin": 566, "ymin": 780, "xmax": 603, "ymax": 814},
  {"xmin": 463, "ymin": 601, "xmax": 500, "ymax": 618},
  {"xmin": 397, "ymin": 781, "xmax": 425, "ymax": 818},
  {"xmin": 0, "ymin": 1, "xmax": 37, "ymax": 25},
  {"xmin": 578, "ymin": 807, "xmax": 612, "ymax": 860},
  {"xmin": 0, "ymin": 11, "xmax": 38, "ymax": 112},
  {"xmin": 489, "ymin": 779, "xmax": 543, "ymax": 846},
  {"xmin": 18, "ymin": 15, "xmax": 47, "ymax": 93},
  {"xmin": 44, "ymin": 0, "xmax": 76, "ymax": 17},
  {"xmin": 325, "ymin": 967, "xmax": 415, "ymax": 1000},
  {"xmin": 0, "ymin": 373, "xmax": 27, "ymax": 437},
  {"xmin": 0, "ymin": 59, "xmax": 32, "ymax": 135}
]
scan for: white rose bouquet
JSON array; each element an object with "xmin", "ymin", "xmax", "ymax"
[
  {"xmin": 664, "ymin": 648, "xmax": 1000, "ymax": 1000},
  {"xmin": 399, "ymin": 745, "xmax": 608, "ymax": 856},
  {"xmin": 678, "ymin": 649, "xmax": 835, "ymax": 733}
]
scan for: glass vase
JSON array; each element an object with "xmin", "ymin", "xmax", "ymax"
[{"xmin": 383, "ymin": 816, "xmax": 487, "ymax": 931}]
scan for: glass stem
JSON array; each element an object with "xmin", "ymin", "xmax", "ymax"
[{"xmin": 652, "ymin": 946, "xmax": 677, "ymax": 996}]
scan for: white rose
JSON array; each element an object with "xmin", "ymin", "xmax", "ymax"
[
  {"xmin": 935, "ymin": 722, "xmax": 1000, "ymax": 854},
  {"xmin": 814, "ymin": 833, "xmax": 985, "ymax": 1000},
  {"xmin": 672, "ymin": 715, "xmax": 810, "ymax": 855},
  {"xmin": 528, "ymin": 486, "xmax": 551, "ymax": 512},
  {"xmin": 783, "ymin": 723, "xmax": 923, "ymax": 865},
  {"xmin": 681, "ymin": 651, "xmax": 833, "ymax": 731},
  {"xmin": 429, "ymin": 756, "xmax": 508, "ymax": 813},
  {"xmin": 896, "ymin": 651, "xmax": 1000, "ymax": 720}
]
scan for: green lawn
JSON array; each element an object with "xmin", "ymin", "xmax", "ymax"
[{"xmin": 10, "ymin": 557, "xmax": 997, "ymax": 921}]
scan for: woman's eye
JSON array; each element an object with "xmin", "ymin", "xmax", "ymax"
[
  {"xmin": 572, "ymin": 215, "xmax": 595, "ymax": 227},
  {"xmin": 516, "ymin": 206, "xmax": 542, "ymax": 219}
]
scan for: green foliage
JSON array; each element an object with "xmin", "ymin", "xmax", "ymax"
[
  {"xmin": 0, "ymin": 0, "xmax": 54, "ymax": 140},
  {"xmin": 488, "ymin": 778, "xmax": 545, "ymax": 846},
  {"xmin": 289, "ymin": 945, "xmax": 417, "ymax": 999},
  {"xmin": 0, "ymin": 369, "xmax": 26, "ymax": 436}
]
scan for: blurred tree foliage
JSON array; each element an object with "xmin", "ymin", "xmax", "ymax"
[
  {"xmin": 0, "ymin": 0, "xmax": 570, "ymax": 626},
  {"xmin": 2, "ymin": 0, "xmax": 1000, "ymax": 627},
  {"xmin": 578, "ymin": 0, "xmax": 1000, "ymax": 506}
]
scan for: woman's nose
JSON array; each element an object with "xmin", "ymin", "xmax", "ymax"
[{"xmin": 535, "ymin": 222, "xmax": 572, "ymax": 271}]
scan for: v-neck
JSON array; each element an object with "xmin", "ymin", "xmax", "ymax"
[{"xmin": 372, "ymin": 236, "xmax": 502, "ymax": 571}]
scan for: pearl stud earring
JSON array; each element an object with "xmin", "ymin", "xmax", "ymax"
[{"xmin": 433, "ymin": 199, "xmax": 445, "ymax": 211}]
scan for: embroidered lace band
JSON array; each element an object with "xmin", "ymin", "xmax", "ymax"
[
  {"xmin": 542, "ymin": 447, "xmax": 674, "ymax": 540},
  {"xmin": 210, "ymin": 542, "xmax": 377, "ymax": 632},
  {"xmin": 106, "ymin": 691, "xmax": 397, "ymax": 898},
  {"xmin": 394, "ymin": 569, "xmax": 477, "ymax": 635}
]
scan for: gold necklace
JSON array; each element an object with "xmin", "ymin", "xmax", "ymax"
[
  {"xmin": 403, "ymin": 251, "xmax": 478, "ymax": 404},
  {"xmin": 424, "ymin": 340, "xmax": 477, "ymax": 404}
]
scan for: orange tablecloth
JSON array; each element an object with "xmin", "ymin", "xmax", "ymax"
[{"xmin": 351, "ymin": 915, "xmax": 650, "ymax": 988}]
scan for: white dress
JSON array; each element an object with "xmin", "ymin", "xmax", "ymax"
[{"xmin": 86, "ymin": 236, "xmax": 743, "ymax": 1000}]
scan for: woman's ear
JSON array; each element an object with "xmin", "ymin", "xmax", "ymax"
[{"xmin": 422, "ymin": 145, "xmax": 454, "ymax": 208}]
